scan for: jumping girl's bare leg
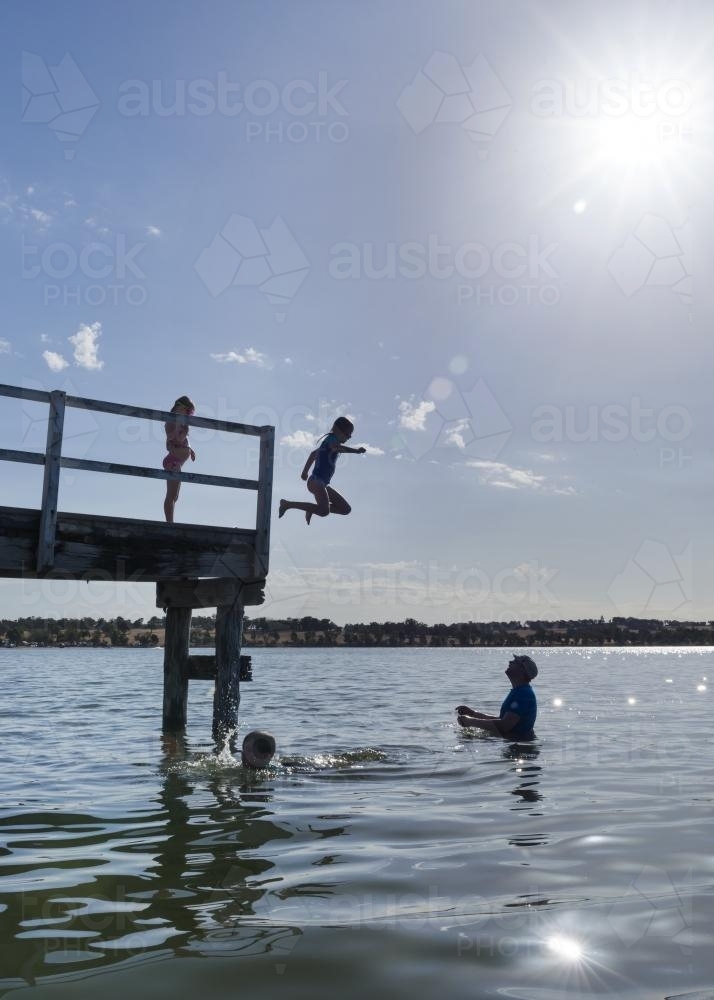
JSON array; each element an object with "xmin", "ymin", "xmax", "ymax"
[
  {"xmin": 279, "ymin": 499, "xmax": 320, "ymax": 517},
  {"xmin": 279, "ymin": 480, "xmax": 330, "ymax": 524},
  {"xmin": 305, "ymin": 480, "xmax": 330, "ymax": 524},
  {"xmin": 326, "ymin": 486, "xmax": 351, "ymax": 515}
]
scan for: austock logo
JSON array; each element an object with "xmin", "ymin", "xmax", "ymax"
[
  {"xmin": 22, "ymin": 52, "xmax": 99, "ymax": 159},
  {"xmin": 194, "ymin": 214, "xmax": 310, "ymax": 322},
  {"xmin": 396, "ymin": 376, "xmax": 512, "ymax": 461},
  {"xmin": 608, "ymin": 214, "xmax": 691, "ymax": 313},
  {"xmin": 608, "ymin": 540, "xmax": 692, "ymax": 617},
  {"xmin": 397, "ymin": 51, "xmax": 512, "ymax": 159}
]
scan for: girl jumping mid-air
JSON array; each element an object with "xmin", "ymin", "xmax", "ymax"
[
  {"xmin": 279, "ymin": 416, "xmax": 365, "ymax": 524},
  {"xmin": 163, "ymin": 395, "xmax": 196, "ymax": 523}
]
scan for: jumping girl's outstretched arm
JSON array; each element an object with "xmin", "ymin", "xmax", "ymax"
[{"xmin": 301, "ymin": 449, "xmax": 317, "ymax": 481}]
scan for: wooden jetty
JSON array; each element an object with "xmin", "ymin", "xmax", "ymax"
[{"xmin": 0, "ymin": 383, "xmax": 275, "ymax": 741}]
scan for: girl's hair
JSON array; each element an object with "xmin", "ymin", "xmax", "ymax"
[
  {"xmin": 332, "ymin": 416, "xmax": 354, "ymax": 435},
  {"xmin": 315, "ymin": 415, "xmax": 354, "ymax": 447},
  {"xmin": 172, "ymin": 395, "xmax": 195, "ymax": 413}
]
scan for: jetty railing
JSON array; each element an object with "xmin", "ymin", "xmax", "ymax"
[{"xmin": 0, "ymin": 383, "xmax": 275, "ymax": 578}]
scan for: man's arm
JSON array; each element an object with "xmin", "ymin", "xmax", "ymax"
[
  {"xmin": 455, "ymin": 705, "xmax": 498, "ymax": 720},
  {"xmin": 494, "ymin": 711, "xmax": 520, "ymax": 735},
  {"xmin": 457, "ymin": 711, "xmax": 521, "ymax": 736}
]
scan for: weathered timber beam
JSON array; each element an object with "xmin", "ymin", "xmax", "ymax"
[
  {"xmin": 55, "ymin": 519, "xmax": 253, "ymax": 549},
  {"xmin": 157, "ymin": 577, "xmax": 265, "ymax": 609},
  {"xmin": 163, "ymin": 606, "xmax": 191, "ymax": 730},
  {"xmin": 37, "ymin": 391, "xmax": 65, "ymax": 573},
  {"xmin": 186, "ymin": 654, "xmax": 252, "ymax": 681},
  {"xmin": 254, "ymin": 427, "xmax": 275, "ymax": 577},
  {"xmin": 64, "ymin": 393, "xmax": 267, "ymax": 437},
  {"xmin": 0, "ymin": 384, "xmax": 50, "ymax": 404},
  {"xmin": 213, "ymin": 602, "xmax": 243, "ymax": 740},
  {"xmin": 0, "ymin": 508, "xmax": 39, "ymax": 577},
  {"xmin": 187, "ymin": 654, "xmax": 216, "ymax": 680},
  {"xmin": 59, "ymin": 456, "xmax": 258, "ymax": 491},
  {"xmin": 0, "ymin": 449, "xmax": 45, "ymax": 466},
  {"xmin": 0, "ymin": 508, "xmax": 258, "ymax": 582},
  {"xmin": 54, "ymin": 543, "xmax": 254, "ymax": 582}
]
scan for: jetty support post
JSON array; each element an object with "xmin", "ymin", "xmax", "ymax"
[
  {"xmin": 37, "ymin": 390, "xmax": 66, "ymax": 574},
  {"xmin": 163, "ymin": 606, "xmax": 192, "ymax": 730},
  {"xmin": 158, "ymin": 579, "xmax": 264, "ymax": 739},
  {"xmin": 213, "ymin": 599, "xmax": 244, "ymax": 744}
]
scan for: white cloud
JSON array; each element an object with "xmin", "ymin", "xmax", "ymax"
[
  {"xmin": 398, "ymin": 398, "xmax": 436, "ymax": 431},
  {"xmin": 39, "ymin": 333, "xmax": 51, "ymax": 343},
  {"xmin": 146, "ymin": 225, "xmax": 161, "ymax": 237},
  {"xmin": 283, "ymin": 357, "xmax": 293, "ymax": 365},
  {"xmin": 210, "ymin": 347, "xmax": 272, "ymax": 369},
  {"xmin": 0, "ymin": 339, "xmax": 11, "ymax": 354},
  {"xmin": 30, "ymin": 208, "xmax": 52, "ymax": 226},
  {"xmin": 467, "ymin": 459, "xmax": 576, "ymax": 496},
  {"xmin": 64, "ymin": 197, "xmax": 77, "ymax": 208},
  {"xmin": 356, "ymin": 443, "xmax": 385, "ymax": 456},
  {"xmin": 69, "ymin": 322, "xmax": 104, "ymax": 370},
  {"xmin": 43, "ymin": 350, "xmax": 69, "ymax": 372},
  {"xmin": 26, "ymin": 185, "xmax": 35, "ymax": 195},
  {"xmin": 443, "ymin": 418, "xmax": 470, "ymax": 450},
  {"xmin": 281, "ymin": 430, "xmax": 318, "ymax": 450}
]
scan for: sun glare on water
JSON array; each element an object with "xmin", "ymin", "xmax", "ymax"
[{"xmin": 547, "ymin": 934, "xmax": 583, "ymax": 962}]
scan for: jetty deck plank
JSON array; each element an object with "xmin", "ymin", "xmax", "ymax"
[{"xmin": 0, "ymin": 506, "xmax": 259, "ymax": 582}]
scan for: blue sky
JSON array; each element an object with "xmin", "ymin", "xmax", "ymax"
[{"xmin": 1, "ymin": 0, "xmax": 711, "ymax": 623}]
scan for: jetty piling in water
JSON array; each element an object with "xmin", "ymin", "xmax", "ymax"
[
  {"xmin": 163, "ymin": 606, "xmax": 192, "ymax": 730},
  {"xmin": 0, "ymin": 383, "xmax": 274, "ymax": 740},
  {"xmin": 213, "ymin": 600, "xmax": 244, "ymax": 741}
]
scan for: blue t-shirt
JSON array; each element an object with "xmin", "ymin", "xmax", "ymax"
[
  {"xmin": 499, "ymin": 683, "xmax": 537, "ymax": 739},
  {"xmin": 313, "ymin": 433, "xmax": 339, "ymax": 484}
]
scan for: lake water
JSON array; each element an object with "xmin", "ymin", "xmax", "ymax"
[{"xmin": 1, "ymin": 646, "xmax": 713, "ymax": 1000}]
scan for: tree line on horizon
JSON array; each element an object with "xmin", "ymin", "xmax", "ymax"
[{"xmin": 2, "ymin": 615, "xmax": 714, "ymax": 648}]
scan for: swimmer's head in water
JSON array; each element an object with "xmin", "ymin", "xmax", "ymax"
[
  {"xmin": 241, "ymin": 730, "xmax": 276, "ymax": 769},
  {"xmin": 507, "ymin": 654, "xmax": 538, "ymax": 682}
]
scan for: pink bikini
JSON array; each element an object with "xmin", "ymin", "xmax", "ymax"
[{"xmin": 163, "ymin": 419, "xmax": 190, "ymax": 473}]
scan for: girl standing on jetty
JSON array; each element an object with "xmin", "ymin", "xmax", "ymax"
[
  {"xmin": 279, "ymin": 416, "xmax": 365, "ymax": 525},
  {"xmin": 163, "ymin": 395, "xmax": 196, "ymax": 523}
]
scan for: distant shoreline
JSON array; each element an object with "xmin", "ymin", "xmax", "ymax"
[
  {"xmin": 3, "ymin": 616, "xmax": 713, "ymax": 649},
  {"xmin": 4, "ymin": 640, "xmax": 714, "ymax": 650}
]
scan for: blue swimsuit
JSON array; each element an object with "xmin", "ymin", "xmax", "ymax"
[{"xmin": 312, "ymin": 433, "xmax": 339, "ymax": 485}]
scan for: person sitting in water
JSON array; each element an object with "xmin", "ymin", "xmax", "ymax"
[{"xmin": 456, "ymin": 654, "xmax": 538, "ymax": 739}]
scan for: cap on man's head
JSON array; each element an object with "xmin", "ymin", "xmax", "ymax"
[{"xmin": 514, "ymin": 654, "xmax": 538, "ymax": 679}]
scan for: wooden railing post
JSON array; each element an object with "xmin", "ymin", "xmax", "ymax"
[
  {"xmin": 254, "ymin": 426, "xmax": 274, "ymax": 577},
  {"xmin": 37, "ymin": 390, "xmax": 66, "ymax": 573}
]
